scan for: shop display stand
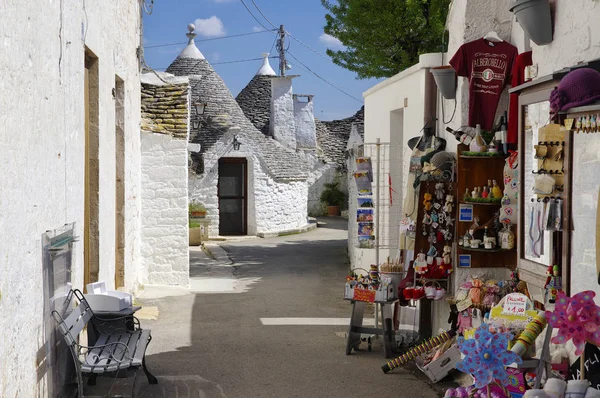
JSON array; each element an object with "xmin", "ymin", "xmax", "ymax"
[
  {"xmin": 345, "ymin": 298, "xmax": 399, "ymax": 357},
  {"xmin": 456, "ymin": 144, "xmax": 517, "ymax": 267},
  {"xmin": 518, "ymin": 324, "xmax": 554, "ymax": 389},
  {"xmin": 414, "ymin": 181, "xmax": 456, "ymax": 340}
]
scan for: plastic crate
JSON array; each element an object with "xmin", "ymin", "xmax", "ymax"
[{"xmin": 415, "ymin": 344, "xmax": 461, "ymax": 383}]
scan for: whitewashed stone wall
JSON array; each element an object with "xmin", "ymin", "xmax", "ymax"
[
  {"xmin": 0, "ymin": 1, "xmax": 142, "ymax": 395},
  {"xmin": 530, "ymin": 0, "xmax": 600, "ymax": 76},
  {"xmin": 307, "ymin": 166, "xmax": 347, "ymax": 216},
  {"xmin": 294, "ymin": 95, "xmax": 317, "ymax": 149},
  {"xmin": 270, "ymin": 77, "xmax": 297, "ymax": 150},
  {"xmin": 189, "ymin": 141, "xmax": 311, "ymax": 236},
  {"xmin": 140, "ymin": 132, "xmax": 190, "ymax": 287}
]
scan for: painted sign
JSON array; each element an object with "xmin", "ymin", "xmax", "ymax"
[
  {"xmin": 458, "ymin": 254, "xmax": 471, "ymax": 268},
  {"xmin": 353, "ymin": 288, "xmax": 376, "ymax": 303},
  {"xmin": 459, "ymin": 204, "xmax": 474, "ymax": 222}
]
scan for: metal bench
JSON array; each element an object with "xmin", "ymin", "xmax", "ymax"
[{"xmin": 52, "ymin": 289, "xmax": 158, "ymax": 397}]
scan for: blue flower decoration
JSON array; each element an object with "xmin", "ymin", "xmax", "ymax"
[{"xmin": 456, "ymin": 323, "xmax": 523, "ymax": 389}]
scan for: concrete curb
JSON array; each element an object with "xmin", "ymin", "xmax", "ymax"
[
  {"xmin": 202, "ymin": 242, "xmax": 233, "ymax": 265},
  {"xmin": 256, "ymin": 222, "xmax": 317, "ymax": 238}
]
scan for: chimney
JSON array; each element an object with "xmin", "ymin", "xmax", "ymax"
[
  {"xmin": 293, "ymin": 94, "xmax": 316, "ymax": 150},
  {"xmin": 269, "ymin": 75, "xmax": 298, "ymax": 150}
]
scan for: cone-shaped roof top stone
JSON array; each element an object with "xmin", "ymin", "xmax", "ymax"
[
  {"xmin": 177, "ymin": 23, "xmax": 205, "ymax": 60},
  {"xmin": 256, "ymin": 53, "xmax": 276, "ymax": 76}
]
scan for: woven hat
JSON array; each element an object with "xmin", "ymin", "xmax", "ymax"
[
  {"xmin": 429, "ymin": 151, "xmax": 456, "ymax": 172},
  {"xmin": 550, "ymin": 68, "xmax": 600, "ymax": 113}
]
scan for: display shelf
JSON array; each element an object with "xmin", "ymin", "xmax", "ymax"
[
  {"xmin": 459, "ymin": 200, "xmax": 502, "ymax": 206},
  {"xmin": 459, "ymin": 154, "xmax": 506, "ymax": 158},
  {"xmin": 458, "ymin": 246, "xmax": 514, "ymax": 253},
  {"xmin": 455, "ymin": 144, "xmax": 517, "ymax": 268}
]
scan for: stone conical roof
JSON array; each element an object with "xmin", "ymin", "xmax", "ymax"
[
  {"xmin": 166, "ymin": 27, "xmax": 309, "ymax": 180},
  {"xmin": 235, "ymin": 74, "xmax": 272, "ymax": 136}
]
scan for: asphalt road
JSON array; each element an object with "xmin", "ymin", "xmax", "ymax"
[{"xmin": 100, "ymin": 217, "xmax": 441, "ymax": 397}]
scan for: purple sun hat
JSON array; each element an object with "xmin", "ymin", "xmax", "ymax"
[{"xmin": 550, "ymin": 68, "xmax": 600, "ymax": 113}]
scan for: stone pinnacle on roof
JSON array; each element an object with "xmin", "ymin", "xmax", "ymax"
[
  {"xmin": 256, "ymin": 53, "xmax": 276, "ymax": 76},
  {"xmin": 176, "ymin": 23, "xmax": 205, "ymax": 60}
]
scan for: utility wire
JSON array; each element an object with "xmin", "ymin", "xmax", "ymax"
[
  {"xmin": 287, "ymin": 51, "xmax": 362, "ymax": 103},
  {"xmin": 145, "ymin": 29, "xmax": 274, "ymax": 49},
  {"xmin": 154, "ymin": 56, "xmax": 279, "ymax": 70},
  {"xmin": 286, "ymin": 31, "xmax": 330, "ymax": 60},
  {"xmin": 250, "ymin": 0, "xmax": 278, "ymax": 29},
  {"xmin": 240, "ymin": 0, "xmax": 275, "ymax": 32}
]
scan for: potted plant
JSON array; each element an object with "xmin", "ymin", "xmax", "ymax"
[
  {"xmin": 320, "ymin": 182, "xmax": 346, "ymax": 216},
  {"xmin": 431, "ymin": 66, "xmax": 457, "ymax": 100},
  {"xmin": 189, "ymin": 219, "xmax": 202, "ymax": 246},
  {"xmin": 189, "ymin": 201, "xmax": 206, "ymax": 218}
]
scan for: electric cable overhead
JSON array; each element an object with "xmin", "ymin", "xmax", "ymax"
[
  {"xmin": 154, "ymin": 56, "xmax": 279, "ymax": 71},
  {"xmin": 145, "ymin": 29, "xmax": 274, "ymax": 49},
  {"xmin": 250, "ymin": 0, "xmax": 278, "ymax": 29},
  {"xmin": 286, "ymin": 51, "xmax": 362, "ymax": 103},
  {"xmin": 240, "ymin": 0, "xmax": 275, "ymax": 33},
  {"xmin": 286, "ymin": 31, "xmax": 330, "ymax": 60}
]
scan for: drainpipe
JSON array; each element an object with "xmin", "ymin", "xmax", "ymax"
[{"xmin": 424, "ymin": 67, "xmax": 438, "ymax": 129}]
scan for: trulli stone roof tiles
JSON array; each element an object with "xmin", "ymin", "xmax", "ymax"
[{"xmin": 166, "ymin": 47, "xmax": 310, "ymax": 180}]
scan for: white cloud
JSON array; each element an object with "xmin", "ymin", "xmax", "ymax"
[
  {"xmin": 194, "ymin": 16, "xmax": 226, "ymax": 37},
  {"xmin": 319, "ymin": 33, "xmax": 344, "ymax": 49},
  {"xmin": 252, "ymin": 26, "xmax": 265, "ymax": 32}
]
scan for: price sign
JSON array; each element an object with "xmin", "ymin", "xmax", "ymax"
[
  {"xmin": 353, "ymin": 288, "xmax": 376, "ymax": 303},
  {"xmin": 502, "ymin": 293, "xmax": 528, "ymax": 316}
]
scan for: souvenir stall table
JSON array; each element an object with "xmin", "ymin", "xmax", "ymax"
[{"xmin": 344, "ymin": 269, "xmax": 399, "ymax": 358}]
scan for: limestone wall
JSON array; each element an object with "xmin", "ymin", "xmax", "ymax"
[
  {"xmin": 140, "ymin": 132, "xmax": 190, "ymax": 286},
  {"xmin": 0, "ymin": 0, "xmax": 142, "ymax": 395},
  {"xmin": 270, "ymin": 77, "xmax": 297, "ymax": 150}
]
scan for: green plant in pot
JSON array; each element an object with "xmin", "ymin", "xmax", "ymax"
[
  {"xmin": 189, "ymin": 201, "xmax": 206, "ymax": 218},
  {"xmin": 320, "ymin": 182, "xmax": 346, "ymax": 216}
]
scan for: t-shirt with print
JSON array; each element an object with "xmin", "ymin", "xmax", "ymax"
[{"xmin": 450, "ymin": 38, "xmax": 518, "ymax": 130}]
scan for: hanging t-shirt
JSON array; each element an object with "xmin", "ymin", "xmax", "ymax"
[{"xmin": 450, "ymin": 38, "xmax": 518, "ymax": 130}]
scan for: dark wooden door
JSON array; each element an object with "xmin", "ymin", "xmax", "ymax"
[{"xmin": 218, "ymin": 158, "xmax": 247, "ymax": 235}]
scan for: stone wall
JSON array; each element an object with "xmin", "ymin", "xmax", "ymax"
[
  {"xmin": 270, "ymin": 76, "xmax": 297, "ymax": 150},
  {"xmin": 0, "ymin": 1, "xmax": 142, "ymax": 395},
  {"xmin": 294, "ymin": 95, "xmax": 317, "ymax": 149},
  {"xmin": 141, "ymin": 81, "xmax": 189, "ymax": 139},
  {"xmin": 189, "ymin": 147, "xmax": 311, "ymax": 237},
  {"xmin": 140, "ymin": 131, "xmax": 190, "ymax": 286},
  {"xmin": 307, "ymin": 167, "xmax": 347, "ymax": 216}
]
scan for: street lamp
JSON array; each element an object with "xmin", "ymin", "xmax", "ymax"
[
  {"xmin": 192, "ymin": 119, "xmax": 201, "ymax": 129},
  {"xmin": 232, "ymin": 136, "xmax": 241, "ymax": 151},
  {"xmin": 194, "ymin": 102, "xmax": 207, "ymax": 115}
]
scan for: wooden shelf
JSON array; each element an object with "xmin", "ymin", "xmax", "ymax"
[
  {"xmin": 460, "ymin": 200, "xmax": 502, "ymax": 206},
  {"xmin": 459, "ymin": 246, "xmax": 514, "ymax": 253},
  {"xmin": 459, "ymin": 155, "xmax": 506, "ymax": 159}
]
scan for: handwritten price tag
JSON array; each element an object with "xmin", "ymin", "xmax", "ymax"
[
  {"xmin": 353, "ymin": 288, "xmax": 376, "ymax": 303},
  {"xmin": 502, "ymin": 293, "xmax": 528, "ymax": 316}
]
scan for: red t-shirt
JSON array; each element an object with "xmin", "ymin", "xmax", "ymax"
[{"xmin": 450, "ymin": 38, "xmax": 518, "ymax": 130}]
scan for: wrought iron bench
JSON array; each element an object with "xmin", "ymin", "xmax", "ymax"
[{"xmin": 52, "ymin": 289, "xmax": 158, "ymax": 397}]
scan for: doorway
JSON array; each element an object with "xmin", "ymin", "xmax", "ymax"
[
  {"xmin": 218, "ymin": 158, "xmax": 247, "ymax": 235},
  {"xmin": 84, "ymin": 50, "xmax": 100, "ymax": 288}
]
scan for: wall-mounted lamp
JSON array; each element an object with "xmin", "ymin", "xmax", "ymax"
[
  {"xmin": 192, "ymin": 119, "xmax": 201, "ymax": 129},
  {"xmin": 232, "ymin": 136, "xmax": 241, "ymax": 151},
  {"xmin": 194, "ymin": 102, "xmax": 207, "ymax": 115}
]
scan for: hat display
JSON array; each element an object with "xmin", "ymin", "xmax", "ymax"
[{"xmin": 550, "ymin": 68, "xmax": 600, "ymax": 113}]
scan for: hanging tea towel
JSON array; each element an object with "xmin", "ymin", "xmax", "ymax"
[{"xmin": 500, "ymin": 151, "xmax": 519, "ymax": 225}]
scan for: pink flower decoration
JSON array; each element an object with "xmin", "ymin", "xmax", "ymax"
[{"xmin": 545, "ymin": 290, "xmax": 600, "ymax": 356}]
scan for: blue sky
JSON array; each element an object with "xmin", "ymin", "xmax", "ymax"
[{"xmin": 143, "ymin": 0, "xmax": 382, "ymax": 121}]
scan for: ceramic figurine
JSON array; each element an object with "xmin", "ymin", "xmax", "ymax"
[
  {"xmin": 469, "ymin": 124, "xmax": 488, "ymax": 152},
  {"xmin": 492, "ymin": 179, "xmax": 503, "ymax": 199},
  {"xmin": 471, "ymin": 187, "xmax": 478, "ymax": 198},
  {"xmin": 481, "ymin": 186, "xmax": 489, "ymax": 199},
  {"xmin": 501, "ymin": 193, "xmax": 511, "ymax": 206},
  {"xmin": 576, "ymin": 117, "xmax": 582, "ymax": 133},
  {"xmin": 591, "ymin": 115, "xmax": 597, "ymax": 133},
  {"xmin": 464, "ymin": 188, "xmax": 471, "ymax": 201},
  {"xmin": 585, "ymin": 115, "xmax": 592, "ymax": 133}
]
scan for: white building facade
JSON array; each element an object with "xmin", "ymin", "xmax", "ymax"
[{"xmin": 0, "ymin": 1, "xmax": 144, "ymax": 395}]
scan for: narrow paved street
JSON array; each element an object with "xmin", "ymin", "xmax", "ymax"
[{"xmin": 130, "ymin": 218, "xmax": 439, "ymax": 397}]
